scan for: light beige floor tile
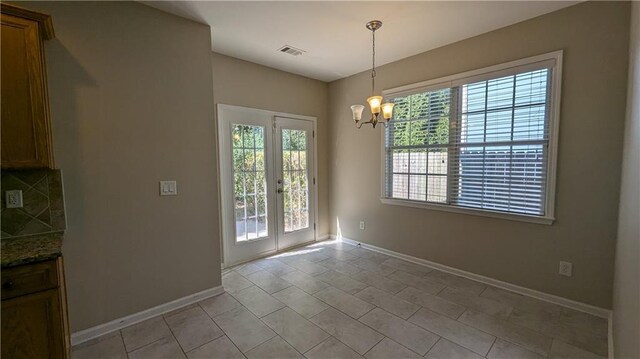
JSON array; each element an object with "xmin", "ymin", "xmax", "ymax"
[
  {"xmin": 272, "ymin": 286, "xmax": 329, "ymax": 318},
  {"xmin": 321, "ymin": 250, "xmax": 359, "ymax": 263},
  {"xmin": 77, "ymin": 239, "xmax": 611, "ymax": 359},
  {"xmin": 304, "ymin": 337, "xmax": 363, "ymax": 359},
  {"xmin": 230, "ymin": 285, "xmax": 285, "ymax": 317},
  {"xmin": 310, "ymin": 308, "xmax": 384, "ymax": 355},
  {"xmin": 245, "ymin": 270, "xmax": 293, "ymax": 293},
  {"xmin": 245, "ymin": 336, "xmax": 303, "ymax": 359},
  {"xmin": 351, "ymin": 258, "xmax": 396, "ymax": 276},
  {"xmin": 548, "ymin": 339, "xmax": 606, "ymax": 359},
  {"xmin": 72, "ymin": 331, "xmax": 127, "ymax": 359},
  {"xmin": 261, "ymin": 308, "xmax": 330, "ymax": 353},
  {"xmin": 387, "ymin": 271, "xmax": 445, "ymax": 295},
  {"xmin": 277, "ymin": 249, "xmax": 323, "ymax": 264},
  {"xmin": 234, "ymin": 263, "xmax": 262, "ymax": 276},
  {"xmin": 408, "ymin": 307, "xmax": 495, "ymax": 356},
  {"xmin": 281, "ymin": 270, "xmax": 331, "ymax": 294},
  {"xmin": 128, "ymin": 336, "xmax": 186, "ymax": 359},
  {"xmin": 313, "ymin": 287, "xmax": 375, "ymax": 319},
  {"xmin": 353, "ymin": 250, "xmax": 391, "ymax": 265},
  {"xmin": 487, "ymin": 339, "xmax": 543, "ymax": 359},
  {"xmin": 354, "ymin": 286, "xmax": 419, "ymax": 319},
  {"xmin": 276, "ymin": 250, "xmax": 309, "ymax": 262},
  {"xmin": 424, "ymin": 270, "xmax": 486, "ymax": 295},
  {"xmin": 276, "ymin": 258, "xmax": 300, "ymax": 267},
  {"xmin": 121, "ymin": 316, "xmax": 173, "ymax": 352},
  {"xmin": 299, "ymin": 251, "xmax": 331, "ymax": 263},
  {"xmin": 480, "ymin": 286, "xmax": 523, "ymax": 307},
  {"xmin": 382, "ymin": 258, "xmax": 433, "ymax": 277},
  {"xmin": 287, "ymin": 259, "xmax": 330, "ymax": 275},
  {"xmin": 163, "ymin": 303, "xmax": 199, "ymax": 318},
  {"xmin": 199, "ymin": 292, "xmax": 242, "ymax": 317},
  {"xmin": 255, "ymin": 258, "xmax": 296, "ymax": 276},
  {"xmin": 186, "ymin": 335, "xmax": 245, "ymax": 359},
  {"xmin": 222, "ymin": 271, "xmax": 253, "ymax": 293},
  {"xmin": 438, "ymin": 287, "xmax": 513, "ymax": 320},
  {"xmin": 213, "ymin": 306, "xmax": 276, "ymax": 352},
  {"xmin": 364, "ymin": 337, "xmax": 422, "ymax": 359},
  {"xmin": 507, "ymin": 306, "xmax": 559, "ymax": 332},
  {"xmin": 425, "ymin": 339, "xmax": 485, "ymax": 359},
  {"xmin": 320, "ymin": 242, "xmax": 358, "ymax": 253},
  {"xmin": 397, "ymin": 286, "xmax": 465, "ymax": 319},
  {"xmin": 515, "ymin": 296, "xmax": 563, "ymax": 319},
  {"xmin": 559, "ymin": 308, "xmax": 608, "ymax": 337},
  {"xmin": 359, "ymin": 308, "xmax": 439, "ymax": 355},
  {"xmin": 459, "ymin": 310, "xmax": 552, "ymax": 356},
  {"xmin": 315, "ymin": 270, "xmax": 367, "ymax": 294},
  {"xmin": 508, "ymin": 307, "xmax": 608, "ymax": 357},
  {"xmin": 164, "ymin": 306, "xmax": 224, "ymax": 352},
  {"xmin": 352, "ymin": 271, "xmax": 406, "ymax": 294},
  {"xmin": 318, "ymin": 258, "xmax": 362, "ymax": 275}
]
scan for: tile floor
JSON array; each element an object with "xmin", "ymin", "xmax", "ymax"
[{"xmin": 72, "ymin": 240, "xmax": 608, "ymax": 359}]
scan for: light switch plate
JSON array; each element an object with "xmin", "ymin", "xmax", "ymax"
[
  {"xmin": 5, "ymin": 190, "xmax": 24, "ymax": 208},
  {"xmin": 159, "ymin": 181, "xmax": 177, "ymax": 196}
]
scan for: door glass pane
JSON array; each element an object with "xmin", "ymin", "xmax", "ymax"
[
  {"xmin": 232, "ymin": 124, "xmax": 268, "ymax": 242},
  {"xmin": 282, "ymin": 129, "xmax": 309, "ymax": 233}
]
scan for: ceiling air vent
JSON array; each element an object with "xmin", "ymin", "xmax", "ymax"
[{"xmin": 278, "ymin": 45, "xmax": 305, "ymax": 56}]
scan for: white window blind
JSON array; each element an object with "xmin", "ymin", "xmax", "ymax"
[{"xmin": 383, "ymin": 53, "xmax": 560, "ymax": 221}]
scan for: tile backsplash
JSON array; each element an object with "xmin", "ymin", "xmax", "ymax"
[{"xmin": 1, "ymin": 169, "xmax": 66, "ymax": 238}]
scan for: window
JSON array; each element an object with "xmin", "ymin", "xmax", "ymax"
[
  {"xmin": 382, "ymin": 52, "xmax": 561, "ymax": 224},
  {"xmin": 232, "ymin": 124, "xmax": 268, "ymax": 241}
]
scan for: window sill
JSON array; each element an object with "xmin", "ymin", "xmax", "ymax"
[{"xmin": 380, "ymin": 198, "xmax": 555, "ymax": 225}]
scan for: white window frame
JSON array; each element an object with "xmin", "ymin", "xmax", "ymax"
[{"xmin": 380, "ymin": 51, "xmax": 563, "ymax": 225}]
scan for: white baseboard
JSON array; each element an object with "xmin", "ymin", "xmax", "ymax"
[
  {"xmin": 608, "ymin": 312, "xmax": 614, "ymax": 359},
  {"xmin": 71, "ymin": 285, "xmax": 225, "ymax": 346},
  {"xmin": 333, "ymin": 235, "xmax": 611, "ymax": 319}
]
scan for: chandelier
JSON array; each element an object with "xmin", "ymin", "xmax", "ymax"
[{"xmin": 351, "ymin": 20, "xmax": 394, "ymax": 129}]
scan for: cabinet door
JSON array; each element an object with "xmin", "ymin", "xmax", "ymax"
[
  {"xmin": 1, "ymin": 289, "xmax": 65, "ymax": 359},
  {"xmin": 1, "ymin": 13, "xmax": 54, "ymax": 169}
]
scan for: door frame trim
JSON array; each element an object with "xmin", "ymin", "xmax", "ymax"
[{"xmin": 216, "ymin": 104, "xmax": 318, "ymax": 268}]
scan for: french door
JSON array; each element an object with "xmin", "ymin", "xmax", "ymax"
[{"xmin": 218, "ymin": 105, "xmax": 316, "ymax": 266}]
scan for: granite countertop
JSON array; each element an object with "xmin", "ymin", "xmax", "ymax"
[{"xmin": 1, "ymin": 232, "xmax": 63, "ymax": 268}]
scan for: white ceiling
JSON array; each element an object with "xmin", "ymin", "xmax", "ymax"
[{"xmin": 143, "ymin": 1, "xmax": 578, "ymax": 82}]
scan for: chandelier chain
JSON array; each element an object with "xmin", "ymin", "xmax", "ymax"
[{"xmin": 371, "ymin": 28, "xmax": 376, "ymax": 95}]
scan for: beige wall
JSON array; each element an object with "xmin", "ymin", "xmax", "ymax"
[
  {"xmin": 211, "ymin": 53, "xmax": 330, "ymax": 238},
  {"xmin": 20, "ymin": 1, "xmax": 220, "ymax": 332},
  {"xmin": 613, "ymin": 2, "xmax": 640, "ymax": 357},
  {"xmin": 328, "ymin": 1, "xmax": 630, "ymax": 308}
]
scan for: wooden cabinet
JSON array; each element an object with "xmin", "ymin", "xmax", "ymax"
[
  {"xmin": 1, "ymin": 3, "xmax": 55, "ymax": 169},
  {"xmin": 1, "ymin": 258, "xmax": 70, "ymax": 359}
]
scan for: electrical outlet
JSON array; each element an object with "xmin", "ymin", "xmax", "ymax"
[
  {"xmin": 359, "ymin": 221, "xmax": 365, "ymax": 230},
  {"xmin": 559, "ymin": 261, "xmax": 573, "ymax": 277},
  {"xmin": 159, "ymin": 181, "xmax": 177, "ymax": 196},
  {"xmin": 5, "ymin": 190, "xmax": 23, "ymax": 208}
]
